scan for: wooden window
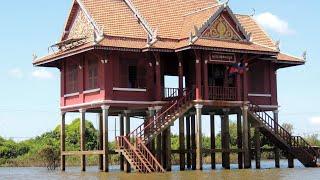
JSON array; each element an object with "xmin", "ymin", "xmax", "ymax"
[
  {"xmin": 87, "ymin": 60, "xmax": 99, "ymax": 90},
  {"xmin": 249, "ymin": 63, "xmax": 266, "ymax": 93},
  {"xmin": 66, "ymin": 64, "xmax": 78, "ymax": 94},
  {"xmin": 128, "ymin": 65, "xmax": 137, "ymax": 88}
]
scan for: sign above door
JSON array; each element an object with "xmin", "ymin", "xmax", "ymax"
[{"xmin": 209, "ymin": 52, "xmax": 236, "ymax": 64}]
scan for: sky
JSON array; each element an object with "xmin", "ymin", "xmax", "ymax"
[{"xmin": 0, "ymin": 0, "xmax": 319, "ymax": 141}]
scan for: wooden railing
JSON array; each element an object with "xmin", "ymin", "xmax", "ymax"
[
  {"xmin": 163, "ymin": 88, "xmax": 179, "ymax": 99},
  {"xmin": 208, "ymin": 86, "xmax": 237, "ymax": 101},
  {"xmin": 115, "ymin": 136, "xmax": 152, "ymax": 173},
  {"xmin": 249, "ymin": 103, "xmax": 292, "ymax": 144},
  {"xmin": 136, "ymin": 138, "xmax": 165, "ymax": 172},
  {"xmin": 129, "ymin": 89, "xmax": 194, "ymax": 143},
  {"xmin": 292, "ymin": 136, "xmax": 319, "ymax": 158},
  {"xmin": 249, "ymin": 103, "xmax": 319, "ymax": 165}
]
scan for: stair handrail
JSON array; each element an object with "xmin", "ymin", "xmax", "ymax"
[
  {"xmin": 292, "ymin": 136, "xmax": 319, "ymax": 158},
  {"xmin": 137, "ymin": 138, "xmax": 166, "ymax": 172},
  {"xmin": 131, "ymin": 89, "xmax": 194, "ymax": 142},
  {"xmin": 116, "ymin": 136, "xmax": 152, "ymax": 173},
  {"xmin": 249, "ymin": 103, "xmax": 319, "ymax": 164},
  {"xmin": 140, "ymin": 89, "xmax": 194, "ymax": 143},
  {"xmin": 128, "ymin": 88, "xmax": 191, "ymax": 140},
  {"xmin": 249, "ymin": 103, "xmax": 292, "ymax": 144}
]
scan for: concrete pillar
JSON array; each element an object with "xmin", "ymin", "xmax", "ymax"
[
  {"xmin": 60, "ymin": 112, "xmax": 66, "ymax": 171},
  {"xmin": 119, "ymin": 114, "xmax": 124, "ymax": 171},
  {"xmin": 221, "ymin": 110, "xmax": 230, "ymax": 169},
  {"xmin": 147, "ymin": 107, "xmax": 156, "ymax": 153},
  {"xmin": 242, "ymin": 105, "xmax": 251, "ymax": 168},
  {"xmin": 273, "ymin": 110, "xmax": 280, "ymax": 168},
  {"xmin": 179, "ymin": 117, "xmax": 185, "ymax": 170},
  {"xmin": 186, "ymin": 115, "xmax": 191, "ymax": 169},
  {"xmin": 237, "ymin": 112, "xmax": 243, "ymax": 169},
  {"xmin": 124, "ymin": 111, "xmax": 131, "ymax": 173},
  {"xmin": 98, "ymin": 113, "xmax": 103, "ymax": 171},
  {"xmin": 209, "ymin": 113, "xmax": 216, "ymax": 169},
  {"xmin": 102, "ymin": 106, "xmax": 110, "ymax": 172},
  {"xmin": 191, "ymin": 113, "xmax": 196, "ymax": 170},
  {"xmin": 195, "ymin": 104, "xmax": 203, "ymax": 170},
  {"xmin": 79, "ymin": 109, "xmax": 86, "ymax": 172},
  {"xmin": 254, "ymin": 128, "xmax": 261, "ymax": 169}
]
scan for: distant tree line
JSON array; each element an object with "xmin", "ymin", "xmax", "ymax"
[{"xmin": 0, "ymin": 119, "xmax": 319, "ymax": 168}]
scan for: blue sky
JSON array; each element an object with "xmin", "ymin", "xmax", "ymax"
[{"xmin": 0, "ymin": 0, "xmax": 319, "ymax": 141}]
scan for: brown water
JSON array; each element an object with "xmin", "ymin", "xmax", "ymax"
[{"xmin": 1, "ymin": 160, "xmax": 319, "ymax": 180}]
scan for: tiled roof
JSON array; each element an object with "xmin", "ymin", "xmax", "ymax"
[
  {"xmin": 81, "ymin": 0, "xmax": 147, "ymax": 39},
  {"xmin": 130, "ymin": 0, "xmax": 218, "ymax": 39},
  {"xmin": 235, "ymin": 14, "xmax": 277, "ymax": 50},
  {"xmin": 277, "ymin": 53, "xmax": 304, "ymax": 63},
  {"xmin": 176, "ymin": 38, "xmax": 278, "ymax": 54},
  {"xmin": 34, "ymin": 0, "xmax": 302, "ymax": 65}
]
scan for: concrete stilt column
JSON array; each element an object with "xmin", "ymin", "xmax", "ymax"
[
  {"xmin": 221, "ymin": 109, "xmax": 230, "ymax": 169},
  {"xmin": 98, "ymin": 113, "xmax": 103, "ymax": 171},
  {"xmin": 124, "ymin": 111, "xmax": 131, "ymax": 173},
  {"xmin": 102, "ymin": 106, "xmax": 110, "ymax": 172},
  {"xmin": 273, "ymin": 110, "xmax": 280, "ymax": 168},
  {"xmin": 179, "ymin": 117, "xmax": 185, "ymax": 170},
  {"xmin": 60, "ymin": 112, "xmax": 66, "ymax": 171},
  {"xmin": 254, "ymin": 128, "xmax": 261, "ymax": 169},
  {"xmin": 209, "ymin": 113, "xmax": 216, "ymax": 169},
  {"xmin": 186, "ymin": 115, "xmax": 191, "ymax": 169},
  {"xmin": 241, "ymin": 105, "xmax": 251, "ymax": 168},
  {"xmin": 119, "ymin": 114, "xmax": 124, "ymax": 171},
  {"xmin": 190, "ymin": 113, "xmax": 196, "ymax": 170},
  {"xmin": 195, "ymin": 104, "xmax": 203, "ymax": 170},
  {"xmin": 237, "ymin": 112, "xmax": 243, "ymax": 169},
  {"xmin": 79, "ymin": 109, "xmax": 86, "ymax": 172}
]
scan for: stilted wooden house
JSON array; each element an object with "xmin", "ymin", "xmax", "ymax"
[{"xmin": 33, "ymin": 0, "xmax": 319, "ymax": 173}]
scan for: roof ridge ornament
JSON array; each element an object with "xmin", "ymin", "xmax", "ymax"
[
  {"xmin": 123, "ymin": 0, "xmax": 157, "ymax": 46},
  {"xmin": 302, "ymin": 51, "xmax": 307, "ymax": 61},
  {"xmin": 275, "ymin": 40, "xmax": 281, "ymax": 51}
]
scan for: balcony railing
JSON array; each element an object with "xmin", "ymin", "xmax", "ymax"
[{"xmin": 208, "ymin": 86, "xmax": 237, "ymax": 101}]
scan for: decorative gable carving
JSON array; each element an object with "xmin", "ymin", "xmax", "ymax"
[
  {"xmin": 202, "ymin": 16, "xmax": 241, "ymax": 41},
  {"xmin": 67, "ymin": 9, "xmax": 94, "ymax": 41}
]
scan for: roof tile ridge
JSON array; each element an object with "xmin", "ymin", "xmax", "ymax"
[{"xmin": 122, "ymin": 0, "xmax": 157, "ymax": 46}]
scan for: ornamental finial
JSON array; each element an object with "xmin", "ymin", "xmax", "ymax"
[
  {"xmin": 32, "ymin": 53, "xmax": 38, "ymax": 61},
  {"xmin": 302, "ymin": 51, "xmax": 307, "ymax": 61},
  {"xmin": 275, "ymin": 40, "xmax": 281, "ymax": 51}
]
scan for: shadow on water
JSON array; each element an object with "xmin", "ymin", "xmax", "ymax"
[{"xmin": 0, "ymin": 160, "xmax": 319, "ymax": 180}]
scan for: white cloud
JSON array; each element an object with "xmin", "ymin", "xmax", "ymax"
[
  {"xmin": 310, "ymin": 117, "xmax": 320, "ymax": 125},
  {"xmin": 31, "ymin": 69, "xmax": 53, "ymax": 79},
  {"xmin": 254, "ymin": 12, "xmax": 294, "ymax": 35},
  {"xmin": 8, "ymin": 68, "xmax": 23, "ymax": 78}
]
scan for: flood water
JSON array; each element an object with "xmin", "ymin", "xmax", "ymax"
[{"xmin": 0, "ymin": 160, "xmax": 319, "ymax": 180}]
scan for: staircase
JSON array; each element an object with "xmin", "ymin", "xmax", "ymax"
[
  {"xmin": 116, "ymin": 89, "xmax": 194, "ymax": 173},
  {"xmin": 248, "ymin": 103, "xmax": 320, "ymax": 167}
]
